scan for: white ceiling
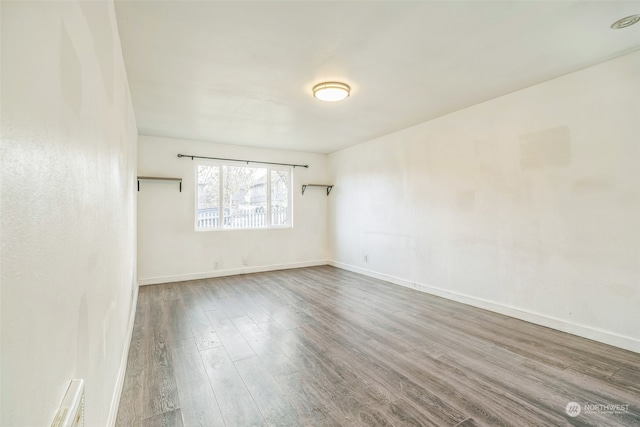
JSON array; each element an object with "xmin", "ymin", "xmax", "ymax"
[{"xmin": 115, "ymin": 1, "xmax": 640, "ymax": 154}]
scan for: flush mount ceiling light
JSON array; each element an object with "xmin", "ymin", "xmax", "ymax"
[
  {"xmin": 312, "ymin": 82, "xmax": 350, "ymax": 102},
  {"xmin": 611, "ymin": 14, "xmax": 640, "ymax": 29}
]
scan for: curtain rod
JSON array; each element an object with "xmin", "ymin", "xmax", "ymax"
[{"xmin": 177, "ymin": 154, "xmax": 309, "ymax": 168}]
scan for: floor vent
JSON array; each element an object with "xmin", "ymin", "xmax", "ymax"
[{"xmin": 51, "ymin": 379, "xmax": 84, "ymax": 427}]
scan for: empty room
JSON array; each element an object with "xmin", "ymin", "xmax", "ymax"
[{"xmin": 2, "ymin": 1, "xmax": 640, "ymax": 426}]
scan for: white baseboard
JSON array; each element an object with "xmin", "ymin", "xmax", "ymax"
[
  {"xmin": 139, "ymin": 260, "xmax": 329, "ymax": 286},
  {"xmin": 329, "ymin": 260, "xmax": 640, "ymax": 354},
  {"xmin": 106, "ymin": 280, "xmax": 139, "ymax": 427}
]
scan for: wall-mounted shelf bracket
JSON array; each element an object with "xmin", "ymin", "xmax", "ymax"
[
  {"xmin": 137, "ymin": 176, "xmax": 182, "ymax": 192},
  {"xmin": 302, "ymin": 184, "xmax": 333, "ymax": 196}
]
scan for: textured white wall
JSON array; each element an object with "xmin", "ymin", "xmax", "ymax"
[
  {"xmin": 137, "ymin": 135, "xmax": 329, "ymax": 284},
  {"xmin": 328, "ymin": 50, "xmax": 640, "ymax": 353},
  {"xmin": 1, "ymin": 1, "xmax": 138, "ymax": 426}
]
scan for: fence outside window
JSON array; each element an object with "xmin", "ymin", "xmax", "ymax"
[{"xmin": 197, "ymin": 208, "xmax": 288, "ymax": 229}]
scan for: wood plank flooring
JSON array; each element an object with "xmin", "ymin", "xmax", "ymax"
[{"xmin": 116, "ymin": 266, "xmax": 640, "ymax": 426}]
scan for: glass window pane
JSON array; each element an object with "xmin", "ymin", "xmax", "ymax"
[
  {"xmin": 223, "ymin": 166, "xmax": 267, "ymax": 229},
  {"xmin": 197, "ymin": 165, "xmax": 219, "ymax": 228},
  {"xmin": 271, "ymin": 169, "xmax": 289, "ymax": 226}
]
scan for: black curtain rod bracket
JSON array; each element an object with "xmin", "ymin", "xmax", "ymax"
[{"xmin": 177, "ymin": 153, "xmax": 308, "ymax": 169}]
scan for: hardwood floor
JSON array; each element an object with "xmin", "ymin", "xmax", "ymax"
[{"xmin": 116, "ymin": 266, "xmax": 640, "ymax": 426}]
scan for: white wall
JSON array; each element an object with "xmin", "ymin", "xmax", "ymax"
[
  {"xmin": 138, "ymin": 135, "xmax": 329, "ymax": 284},
  {"xmin": 1, "ymin": 1, "xmax": 138, "ymax": 426},
  {"xmin": 328, "ymin": 50, "xmax": 640, "ymax": 353}
]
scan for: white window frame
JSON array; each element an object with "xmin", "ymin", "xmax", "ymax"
[{"xmin": 195, "ymin": 161, "xmax": 293, "ymax": 231}]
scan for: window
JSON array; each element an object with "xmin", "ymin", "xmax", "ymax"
[{"xmin": 196, "ymin": 163, "xmax": 292, "ymax": 230}]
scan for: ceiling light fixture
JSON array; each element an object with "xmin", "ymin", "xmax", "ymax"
[
  {"xmin": 313, "ymin": 82, "xmax": 350, "ymax": 102},
  {"xmin": 610, "ymin": 14, "xmax": 640, "ymax": 29}
]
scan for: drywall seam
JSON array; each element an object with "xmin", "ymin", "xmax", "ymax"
[
  {"xmin": 106, "ymin": 281, "xmax": 139, "ymax": 427},
  {"xmin": 139, "ymin": 260, "xmax": 329, "ymax": 286},
  {"xmin": 329, "ymin": 260, "xmax": 640, "ymax": 354}
]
